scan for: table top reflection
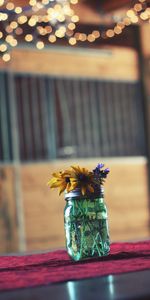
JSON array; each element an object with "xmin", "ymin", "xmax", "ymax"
[{"xmin": 1, "ymin": 269, "xmax": 150, "ymax": 300}]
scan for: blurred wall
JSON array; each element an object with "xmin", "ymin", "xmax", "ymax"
[{"xmin": 0, "ymin": 40, "xmax": 150, "ymax": 252}]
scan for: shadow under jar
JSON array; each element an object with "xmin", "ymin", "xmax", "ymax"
[{"xmin": 64, "ymin": 187, "xmax": 110, "ymax": 261}]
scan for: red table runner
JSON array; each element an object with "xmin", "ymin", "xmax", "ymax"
[{"xmin": 0, "ymin": 240, "xmax": 150, "ymax": 291}]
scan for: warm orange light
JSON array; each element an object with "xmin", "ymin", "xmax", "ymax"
[
  {"xmin": 114, "ymin": 26, "xmax": 122, "ymax": 34},
  {"xmin": 57, "ymin": 14, "xmax": 65, "ymax": 22},
  {"xmin": 71, "ymin": 15, "xmax": 79, "ymax": 22},
  {"xmin": 45, "ymin": 26, "xmax": 52, "ymax": 34},
  {"xmin": 69, "ymin": 37, "xmax": 77, "ymax": 45},
  {"xmin": 87, "ymin": 34, "xmax": 95, "ymax": 42},
  {"xmin": 130, "ymin": 15, "xmax": 139, "ymax": 23},
  {"xmin": 54, "ymin": 4, "xmax": 61, "ymax": 11},
  {"xmin": 117, "ymin": 22, "xmax": 125, "ymax": 29},
  {"xmin": 29, "ymin": 0, "xmax": 37, "ymax": 6},
  {"xmin": 48, "ymin": 34, "xmax": 56, "ymax": 43},
  {"xmin": 92, "ymin": 30, "xmax": 100, "ymax": 38},
  {"xmin": 0, "ymin": 13, "xmax": 8, "ymax": 21},
  {"xmin": 6, "ymin": 2, "xmax": 15, "ymax": 10},
  {"xmin": 10, "ymin": 39, "xmax": 18, "ymax": 47},
  {"xmin": 42, "ymin": 16, "xmax": 49, "ymax": 23},
  {"xmin": 38, "ymin": 27, "xmax": 47, "ymax": 36},
  {"xmin": 140, "ymin": 12, "xmax": 149, "ymax": 20},
  {"xmin": 123, "ymin": 17, "xmax": 131, "ymax": 26},
  {"xmin": 42, "ymin": 0, "xmax": 49, "ymax": 4},
  {"xmin": 28, "ymin": 17, "xmax": 37, "ymax": 27},
  {"xmin": 2, "ymin": 53, "xmax": 11, "ymax": 62},
  {"xmin": 6, "ymin": 25, "xmax": 13, "ymax": 33},
  {"xmin": 78, "ymin": 33, "xmax": 87, "ymax": 41},
  {"xmin": 10, "ymin": 21, "xmax": 18, "ymax": 29},
  {"xmin": 0, "ymin": 44, "xmax": 7, "ymax": 52},
  {"xmin": 55, "ymin": 27, "xmax": 66, "ymax": 38},
  {"xmin": 18, "ymin": 15, "xmax": 28, "ymax": 24},
  {"xmin": 47, "ymin": 7, "xmax": 53, "ymax": 14},
  {"xmin": 15, "ymin": 7, "xmax": 22, "ymax": 14},
  {"xmin": 134, "ymin": 3, "xmax": 142, "ymax": 12},
  {"xmin": 25, "ymin": 34, "xmax": 33, "ymax": 42},
  {"xmin": 68, "ymin": 22, "xmax": 76, "ymax": 30},
  {"xmin": 5, "ymin": 35, "xmax": 13, "ymax": 43},
  {"xmin": 127, "ymin": 9, "xmax": 135, "ymax": 18},
  {"xmin": 75, "ymin": 33, "xmax": 86, "ymax": 41},
  {"xmin": 106, "ymin": 29, "xmax": 115, "ymax": 38},
  {"xmin": 0, "ymin": 31, "xmax": 3, "ymax": 38},
  {"xmin": 36, "ymin": 41, "xmax": 45, "ymax": 49},
  {"xmin": 15, "ymin": 27, "xmax": 23, "ymax": 35},
  {"xmin": 70, "ymin": 0, "xmax": 78, "ymax": 4},
  {"xmin": 63, "ymin": 4, "xmax": 73, "ymax": 16},
  {"xmin": 35, "ymin": 2, "xmax": 43, "ymax": 10},
  {"xmin": 66, "ymin": 29, "xmax": 73, "ymax": 37},
  {"xmin": 0, "ymin": 0, "xmax": 4, "ymax": 6}
]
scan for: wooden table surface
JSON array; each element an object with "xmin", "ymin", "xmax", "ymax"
[{"xmin": 1, "ymin": 269, "xmax": 150, "ymax": 300}]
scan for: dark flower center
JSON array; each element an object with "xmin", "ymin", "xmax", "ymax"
[
  {"xmin": 65, "ymin": 177, "xmax": 70, "ymax": 183},
  {"xmin": 78, "ymin": 174, "xmax": 88, "ymax": 182}
]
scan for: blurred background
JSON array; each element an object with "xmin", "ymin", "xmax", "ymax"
[{"xmin": 0, "ymin": 0, "xmax": 150, "ymax": 253}]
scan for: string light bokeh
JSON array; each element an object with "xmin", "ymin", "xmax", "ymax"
[
  {"xmin": 72, "ymin": 0, "xmax": 150, "ymax": 44},
  {"xmin": 0, "ymin": 0, "xmax": 149, "ymax": 61},
  {"xmin": 0, "ymin": 0, "xmax": 79, "ymax": 61}
]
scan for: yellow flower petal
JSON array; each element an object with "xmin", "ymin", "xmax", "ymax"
[
  {"xmin": 70, "ymin": 182, "xmax": 78, "ymax": 191},
  {"xmin": 50, "ymin": 181, "xmax": 63, "ymax": 188},
  {"xmin": 47, "ymin": 178, "xmax": 57, "ymax": 186},
  {"xmin": 52, "ymin": 172, "xmax": 62, "ymax": 178},
  {"xmin": 59, "ymin": 184, "xmax": 66, "ymax": 195},
  {"xmin": 82, "ymin": 167, "xmax": 88, "ymax": 174},
  {"xmin": 71, "ymin": 165, "xmax": 80, "ymax": 174},
  {"xmin": 81, "ymin": 186, "xmax": 86, "ymax": 196}
]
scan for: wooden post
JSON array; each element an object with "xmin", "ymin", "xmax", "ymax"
[
  {"xmin": 139, "ymin": 23, "xmax": 150, "ymax": 226},
  {"xmin": 8, "ymin": 72, "xmax": 27, "ymax": 252}
]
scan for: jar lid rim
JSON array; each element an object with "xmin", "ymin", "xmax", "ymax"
[{"xmin": 65, "ymin": 187, "xmax": 104, "ymax": 199}]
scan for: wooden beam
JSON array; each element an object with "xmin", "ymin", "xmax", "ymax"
[
  {"xmin": 100, "ymin": 0, "xmax": 135, "ymax": 11},
  {"xmin": 73, "ymin": 2, "xmax": 102, "ymax": 25},
  {"xmin": 0, "ymin": 46, "xmax": 139, "ymax": 81}
]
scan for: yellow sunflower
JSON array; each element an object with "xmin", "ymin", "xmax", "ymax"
[
  {"xmin": 70, "ymin": 165, "xmax": 95, "ymax": 196},
  {"xmin": 47, "ymin": 170, "xmax": 73, "ymax": 195}
]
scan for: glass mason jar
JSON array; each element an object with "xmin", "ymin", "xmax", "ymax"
[{"xmin": 64, "ymin": 187, "xmax": 110, "ymax": 261}]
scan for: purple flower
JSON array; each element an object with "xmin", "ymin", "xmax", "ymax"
[
  {"xmin": 97, "ymin": 163, "xmax": 104, "ymax": 169},
  {"xmin": 102, "ymin": 168, "xmax": 110, "ymax": 178},
  {"xmin": 93, "ymin": 163, "xmax": 110, "ymax": 180},
  {"xmin": 93, "ymin": 163, "xmax": 104, "ymax": 175},
  {"xmin": 104, "ymin": 168, "xmax": 110, "ymax": 174}
]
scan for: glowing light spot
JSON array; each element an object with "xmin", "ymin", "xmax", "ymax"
[
  {"xmin": 0, "ymin": 44, "xmax": 7, "ymax": 52},
  {"xmin": 87, "ymin": 34, "xmax": 95, "ymax": 42},
  {"xmin": 36, "ymin": 41, "xmax": 45, "ymax": 49},
  {"xmin": 48, "ymin": 34, "xmax": 56, "ymax": 43},
  {"xmin": 15, "ymin": 7, "xmax": 22, "ymax": 14},
  {"xmin": 2, "ymin": 53, "xmax": 11, "ymax": 62},
  {"xmin": 25, "ymin": 34, "xmax": 33, "ymax": 42},
  {"xmin": 6, "ymin": 2, "xmax": 15, "ymax": 10},
  {"xmin": 69, "ymin": 37, "xmax": 77, "ymax": 45},
  {"xmin": 106, "ymin": 29, "xmax": 115, "ymax": 38}
]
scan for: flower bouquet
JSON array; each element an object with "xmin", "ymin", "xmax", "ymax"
[{"xmin": 48, "ymin": 163, "xmax": 110, "ymax": 261}]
